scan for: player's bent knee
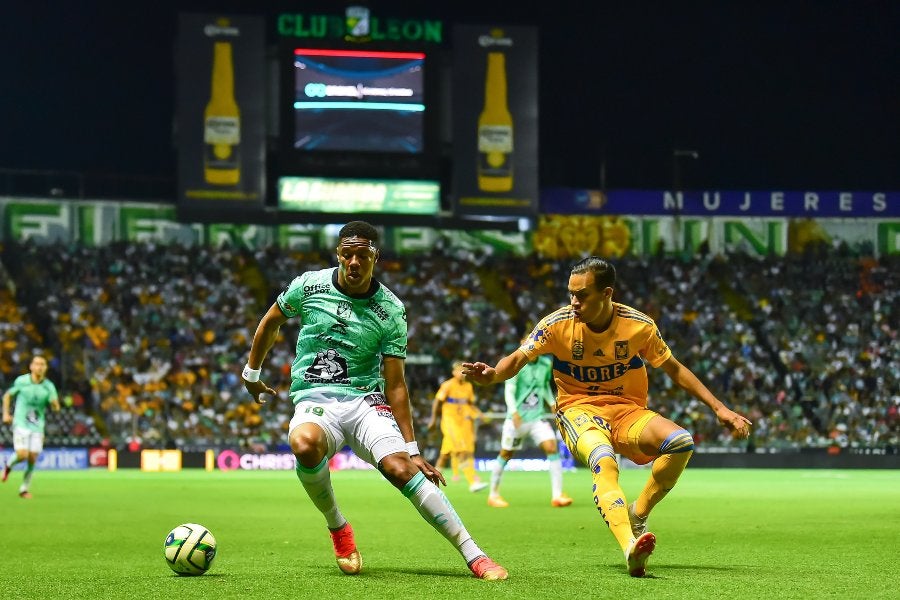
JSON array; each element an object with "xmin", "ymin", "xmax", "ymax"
[
  {"xmin": 658, "ymin": 429, "xmax": 695, "ymax": 454},
  {"xmin": 378, "ymin": 453, "xmax": 418, "ymax": 487},
  {"xmin": 289, "ymin": 426, "xmax": 327, "ymax": 463}
]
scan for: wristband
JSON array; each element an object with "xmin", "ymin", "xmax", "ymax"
[
  {"xmin": 242, "ymin": 364, "xmax": 261, "ymax": 382},
  {"xmin": 405, "ymin": 441, "xmax": 420, "ymax": 457}
]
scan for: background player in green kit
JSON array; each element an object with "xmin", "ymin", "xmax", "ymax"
[
  {"xmin": 2, "ymin": 355, "xmax": 60, "ymax": 499},
  {"xmin": 242, "ymin": 221, "xmax": 507, "ymax": 581},
  {"xmin": 487, "ymin": 353, "xmax": 572, "ymax": 508}
]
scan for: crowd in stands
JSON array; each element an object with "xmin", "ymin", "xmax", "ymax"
[{"xmin": 0, "ymin": 238, "xmax": 896, "ymax": 454}]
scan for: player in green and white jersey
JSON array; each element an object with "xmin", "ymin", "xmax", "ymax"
[
  {"xmin": 2, "ymin": 355, "xmax": 60, "ymax": 499},
  {"xmin": 241, "ymin": 221, "xmax": 507, "ymax": 581},
  {"xmin": 487, "ymin": 353, "xmax": 572, "ymax": 508}
]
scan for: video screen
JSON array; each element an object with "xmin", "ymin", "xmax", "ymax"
[{"xmin": 292, "ymin": 48, "xmax": 425, "ymax": 153}]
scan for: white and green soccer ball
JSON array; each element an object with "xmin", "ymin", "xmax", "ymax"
[{"xmin": 164, "ymin": 523, "xmax": 217, "ymax": 576}]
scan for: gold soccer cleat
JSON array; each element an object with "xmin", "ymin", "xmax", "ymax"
[{"xmin": 329, "ymin": 522, "xmax": 362, "ymax": 575}]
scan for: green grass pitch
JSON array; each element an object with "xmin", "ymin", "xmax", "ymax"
[{"xmin": 1, "ymin": 467, "xmax": 897, "ymax": 599}]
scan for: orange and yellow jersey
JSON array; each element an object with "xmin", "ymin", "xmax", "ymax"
[
  {"xmin": 518, "ymin": 302, "xmax": 672, "ymax": 411},
  {"xmin": 435, "ymin": 377, "xmax": 476, "ymax": 425}
]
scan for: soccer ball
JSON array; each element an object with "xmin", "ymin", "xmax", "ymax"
[{"xmin": 164, "ymin": 523, "xmax": 217, "ymax": 576}]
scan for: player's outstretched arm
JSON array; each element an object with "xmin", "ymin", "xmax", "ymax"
[
  {"xmin": 660, "ymin": 355, "xmax": 752, "ymax": 439},
  {"xmin": 463, "ymin": 350, "xmax": 529, "ymax": 386}
]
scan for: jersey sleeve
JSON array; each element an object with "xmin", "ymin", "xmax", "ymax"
[
  {"xmin": 381, "ymin": 307, "xmax": 408, "ymax": 359},
  {"xmin": 6, "ymin": 376, "xmax": 23, "ymax": 397},
  {"xmin": 435, "ymin": 380, "xmax": 449, "ymax": 401},
  {"xmin": 642, "ymin": 323, "xmax": 672, "ymax": 368},
  {"xmin": 519, "ymin": 316, "xmax": 556, "ymax": 360},
  {"xmin": 276, "ymin": 274, "xmax": 306, "ymax": 319},
  {"xmin": 48, "ymin": 380, "xmax": 59, "ymax": 402}
]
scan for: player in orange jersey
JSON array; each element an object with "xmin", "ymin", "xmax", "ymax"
[
  {"xmin": 427, "ymin": 361, "xmax": 487, "ymax": 492},
  {"xmin": 464, "ymin": 257, "xmax": 751, "ymax": 577}
]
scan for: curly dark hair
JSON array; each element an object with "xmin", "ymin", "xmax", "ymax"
[{"xmin": 338, "ymin": 221, "xmax": 380, "ymax": 245}]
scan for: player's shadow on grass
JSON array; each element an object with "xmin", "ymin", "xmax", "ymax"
[
  {"xmin": 603, "ymin": 563, "xmax": 740, "ymax": 578},
  {"xmin": 335, "ymin": 566, "xmax": 472, "ymax": 578},
  {"xmin": 655, "ymin": 564, "xmax": 740, "ymax": 572}
]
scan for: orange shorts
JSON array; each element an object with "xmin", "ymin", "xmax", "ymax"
[
  {"xmin": 556, "ymin": 400, "xmax": 659, "ymax": 465},
  {"xmin": 439, "ymin": 421, "xmax": 475, "ymax": 454}
]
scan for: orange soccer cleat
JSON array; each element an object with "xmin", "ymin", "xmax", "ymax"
[
  {"xmin": 329, "ymin": 522, "xmax": 362, "ymax": 575},
  {"xmin": 468, "ymin": 555, "xmax": 508, "ymax": 580},
  {"xmin": 487, "ymin": 494, "xmax": 509, "ymax": 508},
  {"xmin": 551, "ymin": 493, "xmax": 573, "ymax": 507}
]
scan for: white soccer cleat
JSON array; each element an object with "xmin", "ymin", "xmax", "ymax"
[
  {"xmin": 469, "ymin": 481, "xmax": 488, "ymax": 493},
  {"xmin": 625, "ymin": 531, "xmax": 656, "ymax": 577},
  {"xmin": 628, "ymin": 501, "xmax": 648, "ymax": 537}
]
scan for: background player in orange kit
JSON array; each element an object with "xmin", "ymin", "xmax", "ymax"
[{"xmin": 428, "ymin": 361, "xmax": 488, "ymax": 492}]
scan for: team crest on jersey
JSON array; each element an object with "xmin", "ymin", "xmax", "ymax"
[
  {"xmin": 614, "ymin": 341, "xmax": 629, "ymax": 360},
  {"xmin": 572, "ymin": 340, "xmax": 584, "ymax": 361},
  {"xmin": 304, "ymin": 348, "xmax": 350, "ymax": 384},
  {"xmin": 336, "ymin": 300, "xmax": 353, "ymax": 318}
]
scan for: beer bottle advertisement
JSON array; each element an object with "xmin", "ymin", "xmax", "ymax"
[
  {"xmin": 478, "ymin": 52, "xmax": 513, "ymax": 192},
  {"xmin": 453, "ymin": 25, "xmax": 538, "ymax": 216},
  {"xmin": 204, "ymin": 41, "xmax": 241, "ymax": 185},
  {"xmin": 176, "ymin": 14, "xmax": 265, "ymax": 213}
]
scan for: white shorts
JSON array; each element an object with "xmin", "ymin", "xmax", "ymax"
[
  {"xmin": 288, "ymin": 391, "xmax": 405, "ymax": 466},
  {"xmin": 500, "ymin": 418, "xmax": 557, "ymax": 452},
  {"xmin": 13, "ymin": 427, "xmax": 45, "ymax": 454}
]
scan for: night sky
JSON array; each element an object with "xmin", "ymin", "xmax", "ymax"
[{"xmin": 1, "ymin": 0, "xmax": 897, "ymax": 191}]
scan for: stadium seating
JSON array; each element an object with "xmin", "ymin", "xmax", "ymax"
[{"xmin": 0, "ymin": 239, "xmax": 895, "ymax": 453}]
